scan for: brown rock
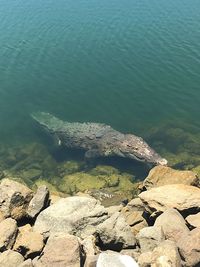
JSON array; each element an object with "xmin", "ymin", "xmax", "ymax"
[
  {"xmin": 19, "ymin": 259, "xmax": 33, "ymax": 267},
  {"xmin": 122, "ymin": 198, "xmax": 148, "ymax": 235},
  {"xmin": 120, "ymin": 249, "xmax": 140, "ymax": 262},
  {"xmin": 151, "ymin": 240, "xmax": 181, "ymax": 267},
  {"xmin": 84, "ymin": 255, "xmax": 99, "ymax": 267},
  {"xmin": 138, "ymin": 240, "xmax": 181, "ymax": 267},
  {"xmin": 0, "ymin": 218, "xmax": 18, "ymax": 252},
  {"xmin": 0, "ymin": 249, "xmax": 24, "ymax": 267},
  {"xmin": 142, "ymin": 166, "xmax": 199, "ymax": 190},
  {"xmin": 13, "ymin": 224, "xmax": 44, "ymax": 258},
  {"xmin": 177, "ymin": 227, "xmax": 200, "ymax": 267},
  {"xmin": 185, "ymin": 212, "xmax": 200, "ymax": 228},
  {"xmin": 154, "ymin": 208, "xmax": 190, "ymax": 242},
  {"xmin": 138, "ymin": 251, "xmax": 153, "ymax": 267},
  {"xmin": 139, "ymin": 184, "xmax": 200, "ymax": 215},
  {"xmin": 96, "ymin": 212, "xmax": 136, "ymax": 250},
  {"xmin": 27, "ymin": 186, "xmax": 49, "ymax": 219},
  {"xmin": 0, "ymin": 178, "xmax": 33, "ymax": 220},
  {"xmin": 34, "ymin": 233, "xmax": 81, "ymax": 267}
]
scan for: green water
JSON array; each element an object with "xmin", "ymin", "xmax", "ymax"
[{"xmin": 0, "ymin": 0, "xmax": 200, "ymax": 198}]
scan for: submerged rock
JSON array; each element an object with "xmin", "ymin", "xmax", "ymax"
[{"xmin": 34, "ymin": 196, "xmax": 108, "ymax": 238}]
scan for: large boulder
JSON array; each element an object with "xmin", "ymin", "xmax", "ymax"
[
  {"xmin": 0, "ymin": 218, "xmax": 18, "ymax": 251},
  {"xmin": 154, "ymin": 208, "xmax": 190, "ymax": 242},
  {"xmin": 96, "ymin": 251, "xmax": 139, "ymax": 267},
  {"xmin": 177, "ymin": 227, "xmax": 200, "ymax": 267},
  {"xmin": 0, "ymin": 249, "xmax": 24, "ymax": 267},
  {"xmin": 185, "ymin": 212, "xmax": 200, "ymax": 228},
  {"xmin": 27, "ymin": 186, "xmax": 49, "ymax": 219},
  {"xmin": 139, "ymin": 184, "xmax": 200, "ymax": 215},
  {"xmin": 96, "ymin": 212, "xmax": 136, "ymax": 250},
  {"xmin": 136, "ymin": 226, "xmax": 164, "ymax": 253},
  {"xmin": 34, "ymin": 196, "xmax": 108, "ymax": 238},
  {"xmin": 13, "ymin": 224, "xmax": 44, "ymax": 258},
  {"xmin": 34, "ymin": 233, "xmax": 81, "ymax": 267},
  {"xmin": 0, "ymin": 179, "xmax": 33, "ymax": 220},
  {"xmin": 142, "ymin": 166, "xmax": 199, "ymax": 190}
]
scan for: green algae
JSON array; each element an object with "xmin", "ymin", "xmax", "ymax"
[{"xmin": 0, "ymin": 121, "xmax": 200, "ymax": 207}]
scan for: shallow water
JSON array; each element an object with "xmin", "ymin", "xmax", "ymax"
[{"xmin": 0, "ymin": 0, "xmax": 200, "ymax": 197}]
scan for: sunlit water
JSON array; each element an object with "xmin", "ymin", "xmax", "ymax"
[{"xmin": 0, "ymin": 0, "xmax": 200, "ymax": 198}]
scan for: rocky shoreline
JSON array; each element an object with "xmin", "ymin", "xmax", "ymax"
[{"xmin": 0, "ymin": 165, "xmax": 199, "ymax": 267}]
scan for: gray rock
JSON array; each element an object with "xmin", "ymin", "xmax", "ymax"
[
  {"xmin": 34, "ymin": 196, "xmax": 108, "ymax": 238},
  {"xmin": 0, "ymin": 249, "xmax": 24, "ymax": 267},
  {"xmin": 96, "ymin": 251, "xmax": 139, "ymax": 267},
  {"xmin": 27, "ymin": 186, "xmax": 49, "ymax": 219},
  {"xmin": 34, "ymin": 233, "xmax": 81, "ymax": 267},
  {"xmin": 177, "ymin": 227, "xmax": 200, "ymax": 267},
  {"xmin": 97, "ymin": 212, "xmax": 136, "ymax": 250},
  {"xmin": 0, "ymin": 178, "xmax": 33, "ymax": 220},
  {"xmin": 136, "ymin": 226, "xmax": 164, "ymax": 253},
  {"xmin": 185, "ymin": 212, "xmax": 200, "ymax": 228},
  {"xmin": 0, "ymin": 218, "xmax": 18, "ymax": 251},
  {"xmin": 139, "ymin": 184, "xmax": 200, "ymax": 215},
  {"xmin": 154, "ymin": 208, "xmax": 190, "ymax": 242}
]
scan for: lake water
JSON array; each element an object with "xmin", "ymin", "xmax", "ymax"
[{"xmin": 0, "ymin": 0, "xmax": 200, "ymax": 198}]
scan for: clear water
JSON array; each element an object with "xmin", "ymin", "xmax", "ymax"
[{"xmin": 0, "ymin": 0, "xmax": 200, "ymax": 195}]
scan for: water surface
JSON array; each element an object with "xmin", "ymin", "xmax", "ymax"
[{"xmin": 0, "ymin": 0, "xmax": 200, "ymax": 194}]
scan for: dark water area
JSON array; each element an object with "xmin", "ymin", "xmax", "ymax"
[{"xmin": 0, "ymin": 0, "xmax": 200, "ymax": 200}]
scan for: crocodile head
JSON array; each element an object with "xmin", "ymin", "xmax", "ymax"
[{"xmin": 116, "ymin": 134, "xmax": 168, "ymax": 166}]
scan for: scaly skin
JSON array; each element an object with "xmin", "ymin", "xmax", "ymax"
[{"xmin": 31, "ymin": 112, "xmax": 167, "ymax": 166}]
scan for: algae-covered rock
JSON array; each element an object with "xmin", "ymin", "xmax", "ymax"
[
  {"xmin": 89, "ymin": 165, "xmax": 120, "ymax": 176},
  {"xmin": 57, "ymin": 160, "xmax": 84, "ymax": 176},
  {"xmin": 58, "ymin": 172, "xmax": 109, "ymax": 194}
]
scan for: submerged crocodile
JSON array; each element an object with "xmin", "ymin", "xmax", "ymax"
[{"xmin": 31, "ymin": 112, "xmax": 167, "ymax": 166}]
